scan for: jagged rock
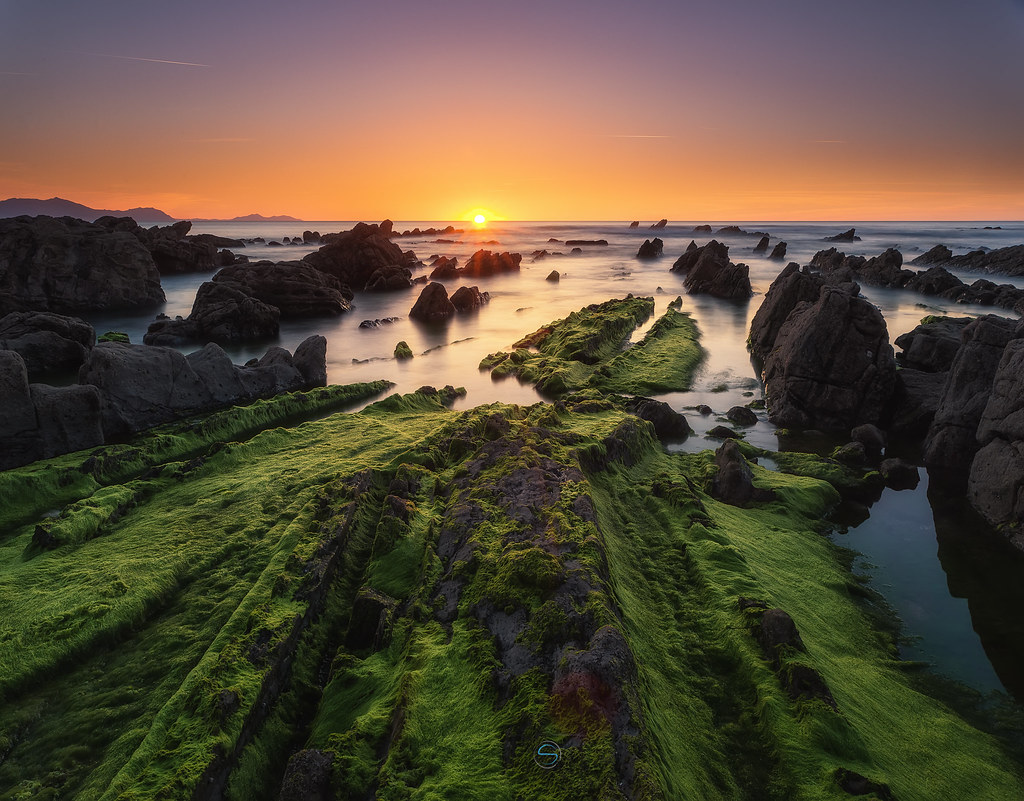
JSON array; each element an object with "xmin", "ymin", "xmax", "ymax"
[
  {"xmin": 429, "ymin": 256, "xmax": 459, "ymax": 279},
  {"xmin": 628, "ymin": 221, "xmax": 639, "ymax": 228},
  {"xmin": 636, "ymin": 238, "xmax": 664, "ymax": 259},
  {"xmin": 358, "ymin": 317, "xmax": 399, "ymax": 329},
  {"xmin": 824, "ymin": 228, "xmax": 861, "ymax": 242},
  {"xmin": 911, "ymin": 244, "xmax": 954, "ymax": 265},
  {"xmin": 761, "ymin": 283, "xmax": 897, "ymax": 431},
  {"xmin": 623, "ymin": 397, "xmax": 691, "ymax": 440},
  {"xmin": 546, "ymin": 270, "xmax": 560, "ymax": 282},
  {"xmin": 924, "ymin": 315, "xmax": 1021, "ymax": 470},
  {"xmin": 212, "ymin": 260, "xmax": 353, "ymax": 316},
  {"xmin": 711, "ymin": 439, "xmax": 775, "ymax": 506},
  {"xmin": 727, "ymin": 406, "xmax": 758, "ymax": 426},
  {"xmin": 754, "ymin": 235, "xmax": 770, "ymax": 253},
  {"xmin": 0, "ymin": 311, "xmax": 95, "ymax": 376},
  {"xmin": 450, "ymin": 285, "xmax": 490, "ymax": 311},
  {"xmin": 679, "ymin": 240, "xmax": 752, "ymax": 300},
  {"xmin": 460, "ymin": 250, "xmax": 522, "ymax": 277},
  {"xmin": 910, "ymin": 243, "xmax": 1024, "ymax": 276},
  {"xmin": 144, "ymin": 281, "xmax": 280, "ymax": 346},
  {"xmin": 650, "ymin": 219, "xmax": 668, "ymax": 229},
  {"xmin": 904, "ymin": 266, "xmax": 965, "ymax": 297},
  {"xmin": 409, "ymin": 282, "xmax": 456, "ymax": 323},
  {"xmin": 364, "ymin": 264, "xmax": 413, "ymax": 291},
  {"xmin": 302, "ymin": 221, "xmax": 413, "ymax": 290},
  {"xmin": 895, "ymin": 317, "xmax": 972, "ymax": 372},
  {"xmin": 880, "ymin": 458, "xmax": 920, "ymax": 490},
  {"xmin": 769, "ymin": 241, "xmax": 787, "ymax": 260},
  {"xmin": 0, "ymin": 215, "xmax": 165, "ymax": 315},
  {"xmin": 30, "ymin": 383, "xmax": 104, "ymax": 459},
  {"xmin": 671, "ymin": 241, "xmax": 699, "ymax": 272},
  {"xmin": 748, "ymin": 263, "xmax": 825, "ymax": 361}
]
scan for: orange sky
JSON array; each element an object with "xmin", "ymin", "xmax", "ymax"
[{"xmin": 2, "ymin": 1, "xmax": 1023, "ymax": 221}]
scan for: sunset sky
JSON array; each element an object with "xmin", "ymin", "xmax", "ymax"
[{"xmin": 2, "ymin": 0, "xmax": 1023, "ymax": 221}]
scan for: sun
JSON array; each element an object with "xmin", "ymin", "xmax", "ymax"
[{"xmin": 474, "ymin": 214, "xmax": 486, "ymax": 225}]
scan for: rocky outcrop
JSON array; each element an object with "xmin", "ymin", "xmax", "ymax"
[
  {"xmin": 450, "ymin": 285, "xmax": 490, "ymax": 312},
  {"xmin": 888, "ymin": 368, "xmax": 947, "ymax": 437},
  {"xmin": 923, "ymin": 316, "xmax": 1022, "ymax": 470},
  {"xmin": 302, "ymin": 221, "xmax": 414, "ymax": 290},
  {"xmin": 460, "ymin": 250, "xmax": 522, "ymax": 278},
  {"xmin": 671, "ymin": 240, "xmax": 752, "ymax": 300},
  {"xmin": 628, "ymin": 221, "xmax": 639, "ymax": 228},
  {"xmin": 144, "ymin": 281, "xmax": 280, "ymax": 346},
  {"xmin": 650, "ymin": 219, "xmax": 668, "ymax": 229},
  {"xmin": 622, "ymin": 397, "xmax": 691, "ymax": 440},
  {"xmin": 0, "ymin": 311, "xmax": 95, "ymax": 376},
  {"xmin": 428, "ymin": 256, "xmax": 459, "ymax": 279},
  {"xmin": 711, "ymin": 439, "xmax": 775, "ymax": 506},
  {"xmin": 212, "ymin": 261, "xmax": 353, "ymax": 316},
  {"xmin": 546, "ymin": 270, "xmax": 560, "ymax": 282},
  {"xmin": 0, "ymin": 215, "xmax": 165, "ymax": 315},
  {"xmin": 753, "ymin": 236, "xmax": 770, "ymax": 254},
  {"xmin": 748, "ymin": 263, "xmax": 825, "ymax": 361},
  {"xmin": 894, "ymin": 317, "xmax": 972, "ymax": 372},
  {"xmin": 910, "ymin": 243, "xmax": 1024, "ymax": 276},
  {"xmin": 636, "ymin": 238, "xmax": 664, "ymax": 259},
  {"xmin": 409, "ymin": 283, "xmax": 457, "ymax": 323},
  {"xmin": 768, "ymin": 241, "xmax": 787, "ymax": 260},
  {"xmin": 761, "ymin": 283, "xmax": 897, "ymax": 431},
  {"xmin": 824, "ymin": 228, "xmax": 861, "ymax": 242}
]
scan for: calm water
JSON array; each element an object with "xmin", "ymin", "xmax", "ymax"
[{"xmin": 84, "ymin": 219, "xmax": 1024, "ymax": 700}]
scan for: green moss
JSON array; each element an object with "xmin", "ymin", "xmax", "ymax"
[
  {"xmin": 97, "ymin": 331, "xmax": 131, "ymax": 344},
  {"xmin": 394, "ymin": 341, "xmax": 413, "ymax": 360}
]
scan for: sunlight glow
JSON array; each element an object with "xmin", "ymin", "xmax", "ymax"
[{"xmin": 474, "ymin": 213, "xmax": 486, "ymax": 225}]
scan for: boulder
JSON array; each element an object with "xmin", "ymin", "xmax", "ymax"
[
  {"xmin": 0, "ymin": 215, "xmax": 165, "ymax": 315},
  {"xmin": 636, "ymin": 238, "xmax": 664, "ymax": 259},
  {"xmin": 768, "ymin": 241, "xmax": 787, "ymax": 260},
  {"xmin": 850, "ymin": 423, "xmax": 886, "ymax": 458},
  {"xmin": 761, "ymin": 283, "xmax": 897, "ymax": 431},
  {"xmin": 450, "ymin": 285, "xmax": 490, "ymax": 311},
  {"xmin": 0, "ymin": 311, "xmax": 95, "ymax": 376},
  {"xmin": 679, "ymin": 240, "xmax": 752, "ymax": 300},
  {"xmin": 711, "ymin": 439, "xmax": 775, "ymax": 506},
  {"xmin": 278, "ymin": 749, "xmax": 333, "ymax": 801},
  {"xmin": 910, "ymin": 244, "xmax": 954, "ymax": 266},
  {"xmin": 707, "ymin": 425, "xmax": 740, "ymax": 439},
  {"xmin": 394, "ymin": 341, "xmax": 413, "ymax": 360},
  {"xmin": 670, "ymin": 241, "xmax": 700, "ymax": 272},
  {"xmin": 692, "ymin": 225, "xmax": 713, "ymax": 233},
  {"xmin": 302, "ymin": 221, "xmax": 413, "ymax": 290},
  {"xmin": 0, "ymin": 350, "xmax": 42, "ymax": 468},
  {"xmin": 748, "ymin": 263, "xmax": 825, "ymax": 361},
  {"xmin": 623, "ymin": 397, "xmax": 691, "ymax": 440},
  {"xmin": 894, "ymin": 316, "xmax": 972, "ymax": 372},
  {"xmin": 880, "ymin": 458, "xmax": 920, "ymax": 490},
  {"xmin": 758, "ymin": 608, "xmax": 805, "ymax": 661},
  {"xmin": 429, "ymin": 256, "xmax": 459, "ymax": 279},
  {"xmin": 212, "ymin": 261, "xmax": 352, "ymax": 316},
  {"xmin": 546, "ymin": 270, "xmax": 560, "ymax": 282},
  {"xmin": 29, "ymin": 383, "xmax": 104, "ymax": 459},
  {"xmin": 293, "ymin": 335, "xmax": 328, "ymax": 387},
  {"xmin": 650, "ymin": 219, "xmax": 668, "ymax": 229},
  {"xmin": 753, "ymin": 235, "xmax": 770, "ymax": 254},
  {"xmin": 364, "ymin": 264, "xmax": 413, "ymax": 291},
  {"xmin": 409, "ymin": 282, "xmax": 456, "ymax": 323},
  {"xmin": 460, "ymin": 250, "xmax": 522, "ymax": 277},
  {"xmin": 823, "ymin": 228, "xmax": 860, "ymax": 242},
  {"xmin": 726, "ymin": 406, "xmax": 758, "ymax": 426},
  {"xmin": 968, "ymin": 439, "xmax": 1024, "ymax": 549},
  {"xmin": 237, "ymin": 346, "xmax": 305, "ymax": 399},
  {"xmin": 185, "ymin": 343, "xmax": 247, "ymax": 406},
  {"xmin": 888, "ymin": 368, "xmax": 947, "ymax": 437},
  {"xmin": 144, "ymin": 281, "xmax": 280, "ymax": 346},
  {"xmin": 923, "ymin": 316, "xmax": 1021, "ymax": 470}
]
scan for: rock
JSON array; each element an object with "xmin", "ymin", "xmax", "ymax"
[
  {"xmin": 748, "ymin": 263, "xmax": 825, "ymax": 361},
  {"xmin": 697, "ymin": 404, "xmax": 713, "ymax": 415},
  {"xmin": 850, "ymin": 423, "xmax": 886, "ymax": 457},
  {"xmin": 673, "ymin": 240, "xmax": 752, "ymax": 300},
  {"xmin": 546, "ymin": 270, "xmax": 560, "ymax": 282},
  {"xmin": 409, "ymin": 282, "xmax": 456, "ymax": 323},
  {"xmin": 429, "ymin": 256, "xmax": 459, "ymax": 279},
  {"xmin": 768, "ymin": 241, "xmax": 787, "ymax": 260},
  {"xmin": 761, "ymin": 283, "xmax": 897, "ymax": 431},
  {"xmin": 212, "ymin": 260, "xmax": 353, "ymax": 316},
  {"xmin": 187, "ymin": 233, "xmax": 245, "ymax": 248},
  {"xmin": 623, "ymin": 397, "xmax": 691, "ymax": 440},
  {"xmin": 758, "ymin": 608, "xmax": 805, "ymax": 662},
  {"xmin": 753, "ymin": 235, "xmax": 770, "ymax": 254},
  {"xmin": 911, "ymin": 243, "xmax": 1024, "ymax": 276},
  {"xmin": 301, "ymin": 230, "xmax": 322, "ymax": 245},
  {"xmin": 888, "ymin": 368, "xmax": 947, "ymax": 437},
  {"xmin": 394, "ymin": 341, "xmax": 413, "ymax": 360},
  {"xmin": 450, "ymin": 285, "xmax": 490, "ymax": 311},
  {"xmin": 460, "ymin": 250, "xmax": 522, "ymax": 277},
  {"xmin": 185, "ymin": 343, "xmax": 246, "ymax": 405},
  {"xmin": 832, "ymin": 441, "xmax": 867, "ymax": 465},
  {"xmin": 29, "ymin": 383, "xmax": 104, "ymax": 459},
  {"xmin": 823, "ymin": 228, "xmax": 861, "ymax": 242},
  {"xmin": 707, "ymin": 425, "xmax": 740, "ymax": 439},
  {"xmin": 358, "ymin": 317, "xmax": 399, "ymax": 328},
  {"xmin": 880, "ymin": 458, "xmax": 920, "ymax": 490},
  {"xmin": 968, "ymin": 439, "xmax": 1024, "ymax": 549},
  {"xmin": 565, "ymin": 240, "xmax": 608, "ymax": 247},
  {"xmin": 726, "ymin": 406, "xmax": 758, "ymax": 426},
  {"xmin": 904, "ymin": 266, "xmax": 965, "ymax": 297},
  {"xmin": 628, "ymin": 221, "xmax": 639, "ymax": 228},
  {"xmin": 910, "ymin": 244, "xmax": 954, "ymax": 266},
  {"xmin": 894, "ymin": 316, "xmax": 972, "ymax": 372},
  {"xmin": 302, "ymin": 221, "xmax": 412, "ymax": 290},
  {"xmin": 0, "ymin": 311, "xmax": 95, "ymax": 377},
  {"xmin": 364, "ymin": 264, "xmax": 413, "ymax": 291},
  {"xmin": 834, "ymin": 769, "xmax": 894, "ymax": 800},
  {"xmin": 293, "ymin": 335, "xmax": 328, "ymax": 387},
  {"xmin": 0, "ymin": 350, "xmax": 42, "ymax": 468},
  {"xmin": 711, "ymin": 439, "xmax": 775, "ymax": 506},
  {"xmin": 923, "ymin": 315, "xmax": 1021, "ymax": 470},
  {"xmin": 636, "ymin": 238, "xmax": 664, "ymax": 259},
  {"xmin": 0, "ymin": 215, "xmax": 165, "ymax": 315},
  {"xmin": 650, "ymin": 219, "xmax": 668, "ymax": 229},
  {"xmin": 278, "ymin": 749, "xmax": 334, "ymax": 801},
  {"xmin": 692, "ymin": 225, "xmax": 713, "ymax": 233},
  {"xmin": 346, "ymin": 586, "xmax": 398, "ymax": 650},
  {"xmin": 144, "ymin": 281, "xmax": 280, "ymax": 346}
]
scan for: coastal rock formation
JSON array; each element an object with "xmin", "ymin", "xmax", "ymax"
[
  {"xmin": 923, "ymin": 315, "xmax": 1022, "ymax": 470},
  {"xmin": 428, "ymin": 256, "xmax": 459, "ymax": 279},
  {"xmin": 364, "ymin": 264, "xmax": 414, "ymax": 291},
  {"xmin": 911, "ymin": 243, "xmax": 1024, "ymax": 276},
  {"xmin": 303, "ymin": 221, "xmax": 415, "ymax": 290},
  {"xmin": 712, "ymin": 439, "xmax": 775, "ymax": 506},
  {"xmin": 0, "ymin": 215, "xmax": 165, "ymax": 315},
  {"xmin": 894, "ymin": 316, "xmax": 972, "ymax": 372},
  {"xmin": 760, "ymin": 283, "xmax": 897, "ymax": 431},
  {"xmin": 650, "ymin": 219, "xmax": 668, "ymax": 229},
  {"xmin": 565, "ymin": 239, "xmax": 608, "ymax": 247},
  {"xmin": 409, "ymin": 282, "xmax": 457, "ymax": 323},
  {"xmin": 450, "ymin": 285, "xmax": 490, "ymax": 311},
  {"xmin": 769, "ymin": 241, "xmax": 787, "ymax": 260},
  {"xmin": 629, "ymin": 221, "xmax": 639, "ymax": 228},
  {"xmin": 824, "ymin": 228, "xmax": 861, "ymax": 242},
  {"xmin": 671, "ymin": 240, "xmax": 752, "ymax": 300},
  {"xmin": 0, "ymin": 311, "xmax": 96, "ymax": 376},
  {"xmin": 546, "ymin": 270, "xmax": 560, "ymax": 282},
  {"xmin": 754, "ymin": 235, "xmax": 770, "ymax": 254},
  {"xmin": 213, "ymin": 261, "xmax": 353, "ymax": 316},
  {"xmin": 144, "ymin": 281, "xmax": 280, "ymax": 346},
  {"xmin": 460, "ymin": 249, "xmax": 522, "ymax": 277},
  {"xmin": 889, "ymin": 368, "xmax": 947, "ymax": 437},
  {"xmin": 636, "ymin": 238, "xmax": 664, "ymax": 259},
  {"xmin": 693, "ymin": 225, "xmax": 713, "ymax": 233},
  {"xmin": 748, "ymin": 263, "xmax": 825, "ymax": 361},
  {"xmin": 622, "ymin": 396, "xmax": 691, "ymax": 440}
]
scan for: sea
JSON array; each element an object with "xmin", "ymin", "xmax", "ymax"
[{"xmin": 82, "ymin": 219, "xmax": 1024, "ymax": 703}]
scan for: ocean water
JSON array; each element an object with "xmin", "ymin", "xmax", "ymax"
[{"xmin": 82, "ymin": 219, "xmax": 1024, "ymax": 700}]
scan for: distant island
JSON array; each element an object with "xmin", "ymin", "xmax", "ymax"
[{"xmin": 0, "ymin": 197, "xmax": 301, "ymax": 223}]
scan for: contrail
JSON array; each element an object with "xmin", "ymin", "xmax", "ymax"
[{"xmin": 80, "ymin": 52, "xmax": 209, "ymax": 67}]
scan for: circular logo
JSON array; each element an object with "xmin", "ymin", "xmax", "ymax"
[{"xmin": 534, "ymin": 740, "xmax": 561, "ymax": 769}]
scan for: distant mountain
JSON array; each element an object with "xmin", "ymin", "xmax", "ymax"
[
  {"xmin": 225, "ymin": 213, "xmax": 302, "ymax": 222},
  {"xmin": 0, "ymin": 196, "xmax": 175, "ymax": 222}
]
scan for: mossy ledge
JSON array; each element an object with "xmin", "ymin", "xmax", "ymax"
[{"xmin": 0, "ymin": 388, "xmax": 1020, "ymax": 799}]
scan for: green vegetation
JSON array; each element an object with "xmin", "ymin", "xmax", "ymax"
[
  {"xmin": 97, "ymin": 331, "xmax": 131, "ymax": 344},
  {"xmin": 1, "ymin": 307, "xmax": 1021, "ymax": 799},
  {"xmin": 479, "ymin": 297, "xmax": 705, "ymax": 396},
  {"xmin": 394, "ymin": 340, "xmax": 413, "ymax": 360}
]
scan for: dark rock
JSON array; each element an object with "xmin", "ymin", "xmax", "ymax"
[
  {"xmin": 628, "ymin": 221, "xmax": 639, "ymax": 228},
  {"xmin": 888, "ymin": 368, "xmax": 947, "ymax": 437},
  {"xmin": 0, "ymin": 311, "xmax": 95, "ymax": 376},
  {"xmin": 761, "ymin": 284, "xmax": 897, "ymax": 431},
  {"xmin": 824, "ymin": 228, "xmax": 861, "ymax": 242},
  {"xmin": 692, "ymin": 225, "xmax": 713, "ymax": 233},
  {"xmin": 834, "ymin": 768, "xmax": 894, "ymax": 799},
  {"xmin": 0, "ymin": 350, "xmax": 42, "ymax": 468},
  {"xmin": 783, "ymin": 663, "xmax": 837, "ymax": 708},
  {"xmin": 394, "ymin": 340, "xmax": 413, "ymax": 360},
  {"xmin": 636, "ymin": 238, "xmax": 664, "ymax": 259},
  {"xmin": 673, "ymin": 240, "xmax": 753, "ymax": 300},
  {"xmin": 409, "ymin": 282, "xmax": 456, "ymax": 323},
  {"xmin": 753, "ymin": 235, "xmax": 770, "ymax": 254},
  {"xmin": 460, "ymin": 250, "xmax": 522, "ymax": 277},
  {"xmin": 726, "ymin": 405, "xmax": 758, "ymax": 426},
  {"xmin": 623, "ymin": 397, "xmax": 691, "ymax": 440},
  {"xmin": 904, "ymin": 266, "xmax": 965, "ymax": 297},
  {"xmin": 144, "ymin": 281, "xmax": 280, "ymax": 346},
  {"xmin": 911, "ymin": 243, "xmax": 1024, "ymax": 276},
  {"xmin": 450, "ymin": 285, "xmax": 490, "ymax": 311},
  {"xmin": 711, "ymin": 439, "xmax": 775, "ymax": 506},
  {"xmin": 748, "ymin": 263, "xmax": 825, "ymax": 362},
  {"xmin": 546, "ymin": 270, "xmax": 560, "ymax": 282},
  {"xmin": 301, "ymin": 230, "xmax": 322, "ymax": 245},
  {"xmin": 237, "ymin": 346, "xmax": 305, "ymax": 399},
  {"xmin": 910, "ymin": 244, "xmax": 953, "ymax": 266},
  {"xmin": 894, "ymin": 317, "xmax": 972, "ymax": 372},
  {"xmin": 429, "ymin": 256, "xmax": 459, "ymax": 279},
  {"xmin": 850, "ymin": 423, "xmax": 886, "ymax": 458},
  {"xmin": 758, "ymin": 608, "xmax": 805, "ymax": 662},
  {"xmin": 0, "ymin": 215, "xmax": 165, "ymax": 315},
  {"xmin": 185, "ymin": 343, "xmax": 246, "ymax": 406},
  {"xmin": 278, "ymin": 749, "xmax": 333, "ymax": 801},
  {"xmin": 697, "ymin": 404, "xmax": 713, "ymax": 415},
  {"xmin": 832, "ymin": 441, "xmax": 867, "ymax": 466},
  {"xmin": 707, "ymin": 425, "xmax": 739, "ymax": 439},
  {"xmin": 880, "ymin": 458, "xmax": 920, "ymax": 490},
  {"xmin": 190, "ymin": 233, "xmax": 246, "ymax": 248},
  {"xmin": 213, "ymin": 260, "xmax": 353, "ymax": 316},
  {"xmin": 650, "ymin": 219, "xmax": 668, "ymax": 229},
  {"xmin": 346, "ymin": 586, "xmax": 398, "ymax": 650},
  {"xmin": 29, "ymin": 383, "xmax": 104, "ymax": 459},
  {"xmin": 294, "ymin": 335, "xmax": 328, "ymax": 387},
  {"xmin": 358, "ymin": 317, "xmax": 400, "ymax": 328},
  {"xmin": 302, "ymin": 221, "xmax": 412, "ymax": 290},
  {"xmin": 768, "ymin": 241, "xmax": 787, "ymax": 260},
  {"xmin": 364, "ymin": 264, "xmax": 413, "ymax": 291},
  {"xmin": 565, "ymin": 240, "xmax": 608, "ymax": 247}
]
